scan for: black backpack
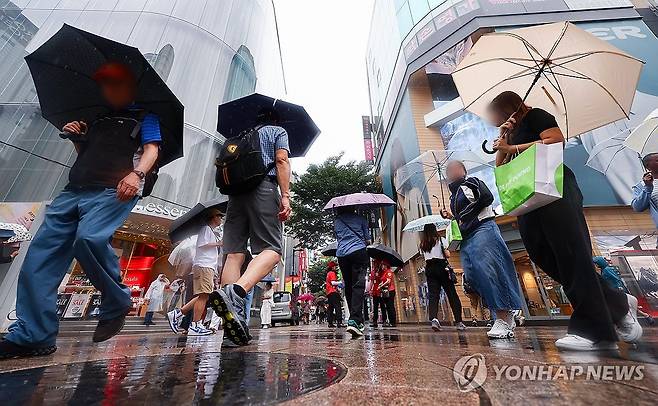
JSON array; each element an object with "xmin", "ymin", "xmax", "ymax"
[{"xmin": 215, "ymin": 126, "xmax": 274, "ymax": 195}]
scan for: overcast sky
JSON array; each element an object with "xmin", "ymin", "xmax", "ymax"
[{"xmin": 274, "ymin": 0, "xmax": 375, "ymax": 173}]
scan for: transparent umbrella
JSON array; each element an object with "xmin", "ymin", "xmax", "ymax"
[
  {"xmin": 585, "ymin": 128, "xmax": 644, "ymax": 174},
  {"xmin": 395, "ymin": 149, "xmax": 493, "ymax": 206},
  {"xmin": 624, "ymin": 108, "xmax": 658, "ymax": 158}
]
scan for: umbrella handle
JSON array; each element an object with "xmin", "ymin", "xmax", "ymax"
[{"xmin": 482, "ymin": 140, "xmax": 496, "ymax": 155}]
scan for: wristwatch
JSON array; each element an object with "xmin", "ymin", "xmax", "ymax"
[{"xmin": 132, "ymin": 170, "xmax": 146, "ymax": 180}]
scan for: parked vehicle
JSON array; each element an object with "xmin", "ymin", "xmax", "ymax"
[{"xmin": 270, "ymin": 291, "xmax": 300, "ymax": 326}]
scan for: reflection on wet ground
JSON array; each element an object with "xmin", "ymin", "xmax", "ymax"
[
  {"xmin": 0, "ymin": 325, "xmax": 657, "ymax": 405},
  {"xmin": 0, "ymin": 352, "xmax": 345, "ymax": 405}
]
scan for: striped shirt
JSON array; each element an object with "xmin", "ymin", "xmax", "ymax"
[{"xmin": 258, "ymin": 125, "xmax": 290, "ymax": 176}]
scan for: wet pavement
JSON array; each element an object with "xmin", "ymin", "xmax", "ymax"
[{"xmin": 1, "ymin": 324, "xmax": 657, "ymax": 405}]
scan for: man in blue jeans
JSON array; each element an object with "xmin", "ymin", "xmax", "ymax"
[{"xmin": 0, "ymin": 62, "xmax": 161, "ymax": 359}]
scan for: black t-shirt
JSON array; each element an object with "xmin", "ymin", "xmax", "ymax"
[{"xmin": 509, "ymin": 108, "xmax": 559, "ymax": 145}]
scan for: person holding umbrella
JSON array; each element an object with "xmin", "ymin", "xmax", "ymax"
[
  {"xmin": 486, "ymin": 92, "xmax": 641, "ymax": 350},
  {"xmin": 631, "ymin": 153, "xmax": 658, "ymax": 247},
  {"xmin": 0, "ymin": 63, "xmax": 164, "ymax": 358},
  {"xmin": 167, "ymin": 208, "xmax": 223, "ymax": 336}
]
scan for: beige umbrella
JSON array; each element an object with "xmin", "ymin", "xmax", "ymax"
[{"xmin": 452, "ymin": 21, "xmax": 644, "ymax": 143}]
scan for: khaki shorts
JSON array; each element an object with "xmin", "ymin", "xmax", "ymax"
[{"xmin": 192, "ymin": 265, "xmax": 215, "ymax": 295}]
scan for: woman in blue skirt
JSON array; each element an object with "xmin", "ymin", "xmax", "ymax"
[{"xmin": 440, "ymin": 160, "xmax": 524, "ymax": 339}]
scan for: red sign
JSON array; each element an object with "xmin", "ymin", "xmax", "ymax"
[
  {"xmin": 364, "ymin": 139, "xmax": 374, "ymax": 162},
  {"xmin": 297, "ymin": 250, "xmax": 307, "ymax": 276}
]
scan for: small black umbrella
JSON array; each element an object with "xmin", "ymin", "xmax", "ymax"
[
  {"xmin": 366, "ymin": 244, "xmax": 404, "ymax": 268},
  {"xmin": 217, "ymin": 93, "xmax": 320, "ymax": 157},
  {"xmin": 320, "ymin": 242, "xmax": 337, "ymax": 257},
  {"xmin": 25, "ymin": 24, "xmax": 184, "ymax": 166},
  {"xmin": 169, "ymin": 196, "xmax": 228, "ymax": 243}
]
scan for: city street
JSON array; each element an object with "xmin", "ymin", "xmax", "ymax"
[{"xmin": 1, "ymin": 324, "xmax": 657, "ymax": 405}]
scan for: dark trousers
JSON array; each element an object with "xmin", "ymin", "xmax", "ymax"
[
  {"xmin": 338, "ymin": 248, "xmax": 369, "ymax": 324},
  {"xmin": 372, "ymin": 296, "xmax": 383, "ymax": 325},
  {"xmin": 426, "ymin": 259, "xmax": 462, "ymax": 322},
  {"xmin": 518, "ymin": 168, "xmax": 628, "ymax": 342},
  {"xmin": 143, "ymin": 311, "xmax": 154, "ymax": 325},
  {"xmin": 179, "ymin": 273, "xmax": 195, "ymax": 331},
  {"xmin": 383, "ymin": 291, "xmax": 397, "ymax": 326},
  {"xmin": 327, "ymin": 292, "xmax": 342, "ymax": 326}
]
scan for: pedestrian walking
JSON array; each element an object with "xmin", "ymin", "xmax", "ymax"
[
  {"xmin": 143, "ymin": 274, "xmax": 169, "ymax": 326},
  {"xmin": 326, "ymin": 261, "xmax": 343, "ymax": 327},
  {"xmin": 334, "ymin": 207, "xmax": 372, "ymax": 338},
  {"xmin": 0, "ymin": 63, "xmax": 163, "ymax": 359},
  {"xmin": 419, "ymin": 224, "xmax": 465, "ymax": 332},
  {"xmin": 374, "ymin": 259, "xmax": 397, "ymax": 327},
  {"xmin": 167, "ymin": 208, "xmax": 223, "ymax": 336},
  {"xmin": 369, "ymin": 265, "xmax": 383, "ymax": 327},
  {"xmin": 486, "ymin": 91, "xmax": 641, "ymax": 350},
  {"xmin": 632, "ymin": 153, "xmax": 658, "ymax": 248},
  {"xmin": 442, "ymin": 160, "xmax": 525, "ymax": 338},
  {"xmin": 260, "ymin": 282, "xmax": 274, "ymax": 328},
  {"xmin": 167, "ymin": 279, "xmax": 185, "ymax": 313},
  {"xmin": 210, "ymin": 108, "xmax": 292, "ymax": 346}
]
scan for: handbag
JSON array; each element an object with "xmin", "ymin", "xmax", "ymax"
[{"xmin": 439, "ymin": 237, "xmax": 458, "ymax": 284}]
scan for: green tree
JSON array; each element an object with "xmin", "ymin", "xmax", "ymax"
[
  {"xmin": 307, "ymin": 257, "xmax": 332, "ymax": 294},
  {"xmin": 289, "ymin": 153, "xmax": 380, "ymax": 249}
]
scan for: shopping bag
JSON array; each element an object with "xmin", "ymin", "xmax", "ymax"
[
  {"xmin": 445, "ymin": 219, "xmax": 462, "ymax": 251},
  {"xmin": 494, "ymin": 143, "xmax": 564, "ymax": 216}
]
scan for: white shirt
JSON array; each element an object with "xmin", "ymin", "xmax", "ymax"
[
  {"xmin": 193, "ymin": 225, "xmax": 218, "ymax": 269},
  {"xmin": 422, "ymin": 238, "xmax": 448, "ymax": 260}
]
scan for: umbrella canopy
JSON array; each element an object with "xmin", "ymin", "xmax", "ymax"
[
  {"xmin": 585, "ymin": 128, "xmax": 643, "ymax": 174},
  {"xmin": 323, "ymin": 193, "xmax": 395, "ymax": 211},
  {"xmin": 0, "ymin": 223, "xmax": 32, "ymax": 244},
  {"xmin": 402, "ymin": 215, "xmax": 451, "ymax": 233},
  {"xmin": 217, "ymin": 93, "xmax": 320, "ymax": 158},
  {"xmin": 624, "ymin": 108, "xmax": 658, "ymax": 158},
  {"xmin": 169, "ymin": 196, "xmax": 228, "ymax": 242},
  {"xmin": 320, "ymin": 242, "xmax": 337, "ymax": 257},
  {"xmin": 366, "ymin": 244, "xmax": 404, "ymax": 268},
  {"xmin": 395, "ymin": 149, "xmax": 493, "ymax": 205},
  {"xmin": 298, "ymin": 293, "xmax": 314, "ymax": 302},
  {"xmin": 167, "ymin": 236, "xmax": 196, "ymax": 266},
  {"xmin": 25, "ymin": 24, "xmax": 184, "ymax": 166},
  {"xmin": 314, "ymin": 296, "xmax": 327, "ymax": 304},
  {"xmin": 452, "ymin": 21, "xmax": 643, "ymax": 141}
]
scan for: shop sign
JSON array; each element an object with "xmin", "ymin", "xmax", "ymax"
[
  {"xmin": 63, "ymin": 293, "xmax": 91, "ymax": 319},
  {"xmin": 85, "ymin": 294, "xmax": 102, "ymax": 319},
  {"xmin": 132, "ymin": 203, "xmax": 188, "ymax": 220},
  {"xmin": 56, "ymin": 294, "xmax": 71, "ymax": 319}
]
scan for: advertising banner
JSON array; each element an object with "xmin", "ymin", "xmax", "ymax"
[
  {"xmin": 63, "ymin": 293, "xmax": 91, "ymax": 319},
  {"xmin": 56, "ymin": 294, "xmax": 71, "ymax": 319}
]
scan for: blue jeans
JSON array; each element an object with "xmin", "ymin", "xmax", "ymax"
[
  {"xmin": 460, "ymin": 220, "xmax": 524, "ymax": 312},
  {"xmin": 6, "ymin": 188, "xmax": 137, "ymax": 347}
]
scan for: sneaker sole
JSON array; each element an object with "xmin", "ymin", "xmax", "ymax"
[
  {"xmin": 209, "ymin": 291, "xmax": 250, "ymax": 346},
  {"xmin": 187, "ymin": 331, "xmax": 214, "ymax": 337},
  {"xmin": 346, "ymin": 326, "xmax": 364, "ymax": 338},
  {"xmin": 166, "ymin": 312, "xmax": 180, "ymax": 335},
  {"xmin": 431, "ymin": 326, "xmax": 441, "ymax": 331},
  {"xmin": 0, "ymin": 345, "xmax": 57, "ymax": 360},
  {"xmin": 556, "ymin": 342, "xmax": 619, "ymax": 351},
  {"xmin": 487, "ymin": 331, "xmax": 515, "ymax": 339}
]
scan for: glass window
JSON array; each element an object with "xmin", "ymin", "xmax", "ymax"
[
  {"xmin": 396, "ymin": 3, "xmax": 413, "ymax": 38},
  {"xmin": 428, "ymin": 0, "xmax": 448, "ymax": 9},
  {"xmin": 274, "ymin": 292, "xmax": 290, "ymax": 303},
  {"xmin": 394, "ymin": 0, "xmax": 408, "ymax": 11},
  {"xmin": 409, "ymin": 0, "xmax": 430, "ymax": 23}
]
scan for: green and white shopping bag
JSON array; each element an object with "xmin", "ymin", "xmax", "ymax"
[
  {"xmin": 445, "ymin": 220, "xmax": 462, "ymax": 251},
  {"xmin": 494, "ymin": 143, "xmax": 564, "ymax": 216}
]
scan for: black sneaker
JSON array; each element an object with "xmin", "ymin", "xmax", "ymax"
[
  {"xmin": 93, "ymin": 311, "xmax": 128, "ymax": 343},
  {"xmin": 346, "ymin": 320, "xmax": 365, "ymax": 338},
  {"xmin": 0, "ymin": 339, "xmax": 57, "ymax": 360},
  {"xmin": 209, "ymin": 285, "xmax": 251, "ymax": 346}
]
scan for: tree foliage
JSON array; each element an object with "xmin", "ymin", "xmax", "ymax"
[
  {"xmin": 307, "ymin": 257, "xmax": 332, "ymax": 294},
  {"xmin": 288, "ymin": 153, "xmax": 380, "ymax": 249}
]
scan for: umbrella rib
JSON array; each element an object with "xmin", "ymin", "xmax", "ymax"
[
  {"xmin": 462, "ymin": 68, "xmax": 538, "ymax": 110},
  {"xmin": 551, "ymin": 50, "xmax": 643, "ymax": 64},
  {"xmin": 544, "ymin": 63, "xmax": 570, "ymax": 138},
  {"xmin": 548, "ymin": 64, "xmax": 631, "ymax": 121},
  {"xmin": 546, "ymin": 21, "xmax": 570, "ymax": 60},
  {"xmin": 636, "ymin": 121, "xmax": 658, "ymax": 155},
  {"xmin": 489, "ymin": 31, "xmax": 546, "ymax": 61},
  {"xmin": 453, "ymin": 56, "xmax": 538, "ymax": 74}
]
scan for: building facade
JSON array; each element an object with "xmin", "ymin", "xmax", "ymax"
[
  {"xmin": 367, "ymin": 0, "xmax": 658, "ymax": 323},
  {"xmin": 0, "ymin": 0, "xmax": 286, "ymax": 323}
]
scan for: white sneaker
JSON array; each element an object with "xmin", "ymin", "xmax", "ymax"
[
  {"xmin": 555, "ymin": 334, "xmax": 618, "ymax": 351},
  {"xmin": 616, "ymin": 294, "xmax": 643, "ymax": 343},
  {"xmin": 187, "ymin": 322, "xmax": 213, "ymax": 336},
  {"xmin": 513, "ymin": 310, "xmax": 525, "ymax": 327},
  {"xmin": 431, "ymin": 318, "xmax": 441, "ymax": 331},
  {"xmin": 166, "ymin": 308, "xmax": 183, "ymax": 334},
  {"xmin": 505, "ymin": 311, "xmax": 517, "ymax": 330},
  {"xmin": 456, "ymin": 322, "xmax": 466, "ymax": 331},
  {"xmin": 487, "ymin": 319, "xmax": 514, "ymax": 339}
]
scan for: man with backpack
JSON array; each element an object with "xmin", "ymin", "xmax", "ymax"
[
  {"xmin": 210, "ymin": 108, "xmax": 291, "ymax": 346},
  {"xmin": 0, "ymin": 62, "xmax": 161, "ymax": 359}
]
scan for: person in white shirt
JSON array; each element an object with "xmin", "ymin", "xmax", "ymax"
[
  {"xmin": 167, "ymin": 208, "xmax": 222, "ymax": 336},
  {"xmin": 260, "ymin": 282, "xmax": 274, "ymax": 328}
]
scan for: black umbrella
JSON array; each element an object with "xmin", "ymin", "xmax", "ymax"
[
  {"xmin": 366, "ymin": 244, "xmax": 404, "ymax": 268},
  {"xmin": 169, "ymin": 196, "xmax": 228, "ymax": 243},
  {"xmin": 320, "ymin": 242, "xmax": 337, "ymax": 257},
  {"xmin": 217, "ymin": 93, "xmax": 320, "ymax": 157},
  {"xmin": 25, "ymin": 24, "xmax": 184, "ymax": 166}
]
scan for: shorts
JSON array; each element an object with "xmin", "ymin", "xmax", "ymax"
[
  {"xmin": 192, "ymin": 265, "xmax": 215, "ymax": 295},
  {"xmin": 223, "ymin": 178, "xmax": 282, "ymax": 255}
]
